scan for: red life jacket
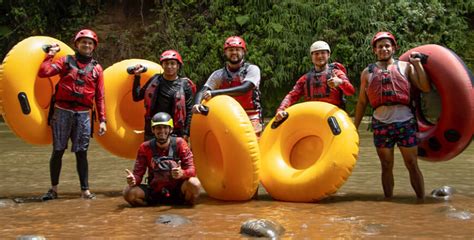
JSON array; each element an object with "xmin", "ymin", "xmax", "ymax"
[
  {"xmin": 54, "ymin": 55, "xmax": 99, "ymax": 108},
  {"xmin": 143, "ymin": 76, "xmax": 196, "ymax": 131},
  {"xmin": 304, "ymin": 62, "xmax": 347, "ymax": 108},
  {"xmin": 366, "ymin": 61, "xmax": 411, "ymax": 109},
  {"xmin": 220, "ymin": 62, "xmax": 262, "ymax": 112},
  {"xmin": 147, "ymin": 137, "xmax": 181, "ymax": 193}
]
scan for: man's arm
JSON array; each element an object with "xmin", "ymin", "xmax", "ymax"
[
  {"xmin": 131, "ymin": 144, "xmax": 149, "ymax": 185},
  {"xmin": 407, "ymin": 52, "xmax": 430, "ymax": 93},
  {"xmin": 38, "ymin": 55, "xmax": 64, "ymax": 78},
  {"xmin": 183, "ymin": 80, "xmax": 194, "ymax": 137},
  {"xmin": 277, "ymin": 75, "xmax": 306, "ymax": 112},
  {"xmin": 354, "ymin": 69, "xmax": 370, "ymax": 129},
  {"xmin": 208, "ymin": 81, "xmax": 254, "ymax": 97},
  {"xmin": 178, "ymin": 139, "xmax": 196, "ymax": 178},
  {"xmin": 334, "ymin": 70, "xmax": 356, "ymax": 96}
]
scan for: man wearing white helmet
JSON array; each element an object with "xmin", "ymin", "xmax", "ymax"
[{"xmin": 274, "ymin": 40, "xmax": 355, "ymax": 122}]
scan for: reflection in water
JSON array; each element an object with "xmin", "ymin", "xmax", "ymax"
[{"xmin": 0, "ymin": 122, "xmax": 472, "ymax": 238}]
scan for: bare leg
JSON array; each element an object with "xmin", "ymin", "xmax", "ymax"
[
  {"xmin": 123, "ymin": 186, "xmax": 147, "ymax": 206},
  {"xmin": 181, "ymin": 177, "xmax": 201, "ymax": 204},
  {"xmin": 399, "ymin": 146, "xmax": 425, "ymax": 199},
  {"xmin": 376, "ymin": 147, "xmax": 395, "ymax": 198}
]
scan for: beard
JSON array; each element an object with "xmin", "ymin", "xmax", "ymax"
[
  {"xmin": 226, "ymin": 54, "xmax": 244, "ymax": 64},
  {"xmin": 156, "ymin": 134, "xmax": 169, "ymax": 144}
]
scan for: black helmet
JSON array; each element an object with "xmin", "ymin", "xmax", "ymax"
[{"xmin": 151, "ymin": 112, "xmax": 173, "ymax": 128}]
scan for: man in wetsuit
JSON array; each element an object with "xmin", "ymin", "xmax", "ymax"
[{"xmin": 38, "ymin": 29, "xmax": 107, "ymax": 200}]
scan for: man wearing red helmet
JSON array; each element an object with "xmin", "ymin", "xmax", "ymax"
[
  {"xmin": 192, "ymin": 36, "xmax": 263, "ymax": 136},
  {"xmin": 129, "ymin": 50, "xmax": 196, "ymax": 141},
  {"xmin": 354, "ymin": 31, "xmax": 431, "ymax": 200},
  {"xmin": 38, "ymin": 29, "xmax": 107, "ymax": 200}
]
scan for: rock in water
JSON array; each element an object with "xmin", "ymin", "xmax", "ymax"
[
  {"xmin": 435, "ymin": 205, "xmax": 472, "ymax": 220},
  {"xmin": 0, "ymin": 199, "xmax": 16, "ymax": 207},
  {"xmin": 431, "ymin": 186, "xmax": 455, "ymax": 199},
  {"xmin": 155, "ymin": 214, "xmax": 191, "ymax": 227},
  {"xmin": 16, "ymin": 235, "xmax": 47, "ymax": 240},
  {"xmin": 240, "ymin": 219, "xmax": 285, "ymax": 238}
]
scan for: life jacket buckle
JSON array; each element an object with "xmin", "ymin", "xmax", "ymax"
[
  {"xmin": 382, "ymin": 77, "xmax": 391, "ymax": 84},
  {"xmin": 76, "ymin": 79, "xmax": 85, "ymax": 86},
  {"xmin": 71, "ymin": 92, "xmax": 84, "ymax": 98},
  {"xmin": 382, "ymin": 90, "xmax": 396, "ymax": 96}
]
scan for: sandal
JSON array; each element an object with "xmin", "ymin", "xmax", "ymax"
[
  {"xmin": 82, "ymin": 193, "xmax": 96, "ymax": 200},
  {"xmin": 41, "ymin": 189, "xmax": 58, "ymax": 201}
]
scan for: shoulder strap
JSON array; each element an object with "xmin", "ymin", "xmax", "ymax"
[
  {"xmin": 150, "ymin": 137, "xmax": 178, "ymax": 161},
  {"xmin": 66, "ymin": 55, "xmax": 97, "ymax": 75},
  {"xmin": 394, "ymin": 60, "xmax": 401, "ymax": 74},
  {"xmin": 149, "ymin": 75, "xmax": 164, "ymax": 115},
  {"xmin": 178, "ymin": 77, "xmax": 196, "ymax": 94},
  {"xmin": 150, "ymin": 138, "xmax": 158, "ymax": 158},
  {"xmin": 368, "ymin": 63, "xmax": 376, "ymax": 73},
  {"xmin": 305, "ymin": 69, "xmax": 315, "ymax": 98},
  {"xmin": 169, "ymin": 136, "xmax": 177, "ymax": 160},
  {"xmin": 65, "ymin": 55, "xmax": 75, "ymax": 70},
  {"xmin": 224, "ymin": 62, "xmax": 251, "ymax": 83},
  {"xmin": 241, "ymin": 62, "xmax": 250, "ymax": 78}
]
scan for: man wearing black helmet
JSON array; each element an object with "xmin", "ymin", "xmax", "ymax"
[
  {"xmin": 123, "ymin": 112, "xmax": 201, "ymax": 206},
  {"xmin": 38, "ymin": 29, "xmax": 107, "ymax": 200}
]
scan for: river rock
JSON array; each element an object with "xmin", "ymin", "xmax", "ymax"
[
  {"xmin": 431, "ymin": 186, "xmax": 455, "ymax": 199},
  {"xmin": 436, "ymin": 205, "xmax": 472, "ymax": 220},
  {"xmin": 0, "ymin": 199, "xmax": 16, "ymax": 207},
  {"xmin": 240, "ymin": 219, "xmax": 285, "ymax": 238},
  {"xmin": 16, "ymin": 235, "xmax": 47, "ymax": 240},
  {"xmin": 155, "ymin": 214, "xmax": 191, "ymax": 227}
]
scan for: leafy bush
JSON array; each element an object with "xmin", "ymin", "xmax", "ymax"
[{"xmin": 1, "ymin": 0, "xmax": 472, "ymax": 117}]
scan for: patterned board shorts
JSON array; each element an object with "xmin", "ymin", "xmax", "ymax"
[
  {"xmin": 51, "ymin": 107, "xmax": 91, "ymax": 152},
  {"xmin": 372, "ymin": 117, "xmax": 418, "ymax": 148}
]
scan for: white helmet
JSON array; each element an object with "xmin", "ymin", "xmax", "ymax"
[{"xmin": 310, "ymin": 41, "xmax": 331, "ymax": 53}]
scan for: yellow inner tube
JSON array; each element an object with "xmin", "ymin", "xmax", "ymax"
[
  {"xmin": 0, "ymin": 36, "xmax": 74, "ymax": 145},
  {"xmin": 190, "ymin": 95, "xmax": 260, "ymax": 201},
  {"xmin": 94, "ymin": 59, "xmax": 163, "ymax": 159},
  {"xmin": 259, "ymin": 102, "xmax": 359, "ymax": 202}
]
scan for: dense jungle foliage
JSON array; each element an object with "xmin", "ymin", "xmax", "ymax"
[{"xmin": 1, "ymin": 0, "xmax": 473, "ymax": 117}]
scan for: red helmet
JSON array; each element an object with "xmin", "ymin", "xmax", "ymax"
[
  {"xmin": 371, "ymin": 31, "xmax": 397, "ymax": 48},
  {"xmin": 74, "ymin": 29, "xmax": 98, "ymax": 47},
  {"xmin": 224, "ymin": 36, "xmax": 246, "ymax": 51},
  {"xmin": 160, "ymin": 50, "xmax": 183, "ymax": 65}
]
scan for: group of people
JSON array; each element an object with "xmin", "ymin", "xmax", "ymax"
[{"xmin": 37, "ymin": 28, "xmax": 430, "ymax": 206}]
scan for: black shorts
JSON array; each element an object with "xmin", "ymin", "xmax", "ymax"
[{"xmin": 139, "ymin": 183, "xmax": 186, "ymax": 205}]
